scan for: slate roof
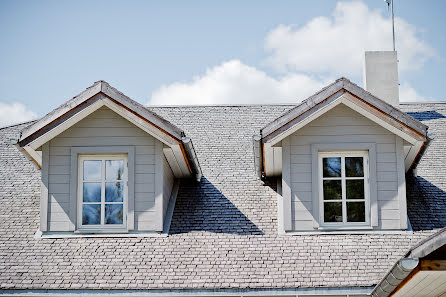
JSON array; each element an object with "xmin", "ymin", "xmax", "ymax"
[{"xmin": 0, "ymin": 102, "xmax": 445, "ymax": 291}]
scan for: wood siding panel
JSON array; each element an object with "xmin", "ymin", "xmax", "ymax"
[
  {"xmin": 46, "ymin": 106, "xmax": 159, "ymax": 232},
  {"xmin": 289, "ymin": 104, "xmax": 403, "ymax": 231}
]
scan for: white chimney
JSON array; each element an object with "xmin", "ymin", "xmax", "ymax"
[{"xmin": 363, "ymin": 51, "xmax": 399, "ymax": 107}]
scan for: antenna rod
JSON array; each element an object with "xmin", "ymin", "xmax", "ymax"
[{"xmin": 391, "ymin": 0, "xmax": 395, "ymax": 51}]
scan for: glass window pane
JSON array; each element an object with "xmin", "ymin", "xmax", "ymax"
[
  {"xmin": 324, "ymin": 202, "xmax": 342, "ymax": 222},
  {"xmin": 83, "ymin": 160, "xmax": 101, "ymax": 180},
  {"xmin": 323, "ymin": 180, "xmax": 342, "ymax": 200},
  {"xmin": 106, "ymin": 160, "xmax": 124, "ymax": 180},
  {"xmin": 83, "ymin": 182, "xmax": 101, "ymax": 202},
  {"xmin": 345, "ymin": 157, "xmax": 364, "ymax": 177},
  {"xmin": 323, "ymin": 157, "xmax": 341, "ymax": 177},
  {"xmin": 105, "ymin": 182, "xmax": 124, "ymax": 202},
  {"xmin": 105, "ymin": 204, "xmax": 123, "ymax": 224},
  {"xmin": 82, "ymin": 204, "xmax": 101, "ymax": 225},
  {"xmin": 346, "ymin": 179, "xmax": 365, "ymax": 200},
  {"xmin": 347, "ymin": 202, "xmax": 365, "ymax": 222}
]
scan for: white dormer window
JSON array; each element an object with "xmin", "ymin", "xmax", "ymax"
[
  {"xmin": 318, "ymin": 151, "xmax": 370, "ymax": 227},
  {"xmin": 77, "ymin": 155, "xmax": 128, "ymax": 231}
]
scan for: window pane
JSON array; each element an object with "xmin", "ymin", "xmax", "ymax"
[
  {"xmin": 324, "ymin": 202, "xmax": 342, "ymax": 222},
  {"xmin": 105, "ymin": 182, "xmax": 124, "ymax": 202},
  {"xmin": 105, "ymin": 204, "xmax": 123, "ymax": 224},
  {"xmin": 345, "ymin": 157, "xmax": 364, "ymax": 177},
  {"xmin": 323, "ymin": 157, "xmax": 341, "ymax": 177},
  {"xmin": 346, "ymin": 179, "xmax": 365, "ymax": 200},
  {"xmin": 106, "ymin": 160, "xmax": 124, "ymax": 180},
  {"xmin": 83, "ymin": 160, "xmax": 101, "ymax": 180},
  {"xmin": 347, "ymin": 202, "xmax": 365, "ymax": 222},
  {"xmin": 323, "ymin": 180, "xmax": 342, "ymax": 200},
  {"xmin": 82, "ymin": 204, "xmax": 101, "ymax": 225},
  {"xmin": 83, "ymin": 182, "xmax": 101, "ymax": 202}
]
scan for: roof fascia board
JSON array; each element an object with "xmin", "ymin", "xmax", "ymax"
[
  {"xmin": 261, "ymin": 78, "xmax": 427, "ymax": 145},
  {"xmin": 341, "ymin": 94, "xmax": 425, "ymax": 145},
  {"xmin": 343, "ymin": 80, "xmax": 428, "ymax": 134},
  {"xmin": 264, "ymin": 92, "xmax": 425, "ymax": 148},
  {"xmin": 25, "ymin": 97, "xmax": 106, "ymax": 150},
  {"xmin": 261, "ymin": 79, "xmax": 345, "ymax": 138},
  {"xmin": 101, "ymin": 82, "xmax": 183, "ymax": 141},
  {"xmin": 20, "ymin": 82, "xmax": 102, "ymax": 141},
  {"xmin": 101, "ymin": 97, "xmax": 179, "ymax": 146},
  {"xmin": 264, "ymin": 91, "xmax": 345, "ymax": 146}
]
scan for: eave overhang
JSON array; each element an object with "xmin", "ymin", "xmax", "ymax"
[
  {"xmin": 372, "ymin": 227, "xmax": 446, "ymax": 297},
  {"xmin": 256, "ymin": 78, "xmax": 429, "ymax": 177},
  {"xmin": 18, "ymin": 81, "xmax": 202, "ymax": 180}
]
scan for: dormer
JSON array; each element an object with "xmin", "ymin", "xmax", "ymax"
[
  {"xmin": 254, "ymin": 76, "xmax": 429, "ymax": 233},
  {"xmin": 18, "ymin": 81, "xmax": 201, "ymax": 236}
]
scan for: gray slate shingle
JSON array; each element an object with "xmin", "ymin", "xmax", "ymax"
[{"xmin": 0, "ymin": 102, "xmax": 444, "ymax": 290}]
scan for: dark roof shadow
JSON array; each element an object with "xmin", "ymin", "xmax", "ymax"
[
  {"xmin": 406, "ymin": 174, "xmax": 446, "ymax": 231},
  {"xmin": 406, "ymin": 110, "xmax": 446, "ymax": 121},
  {"xmin": 169, "ymin": 177, "xmax": 264, "ymax": 235}
]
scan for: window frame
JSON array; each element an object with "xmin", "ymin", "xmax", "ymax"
[
  {"xmin": 318, "ymin": 151, "xmax": 370, "ymax": 228},
  {"xmin": 77, "ymin": 154, "xmax": 128, "ymax": 232}
]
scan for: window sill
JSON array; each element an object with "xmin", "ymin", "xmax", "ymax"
[
  {"xmin": 317, "ymin": 225, "xmax": 373, "ymax": 231},
  {"xmin": 34, "ymin": 230, "xmax": 167, "ymax": 239},
  {"xmin": 282, "ymin": 229, "xmax": 412, "ymax": 236}
]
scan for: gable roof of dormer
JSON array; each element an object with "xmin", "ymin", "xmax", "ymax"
[
  {"xmin": 18, "ymin": 81, "xmax": 201, "ymax": 180},
  {"xmin": 256, "ymin": 78, "xmax": 429, "ymax": 177}
]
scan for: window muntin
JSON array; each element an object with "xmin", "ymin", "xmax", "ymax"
[
  {"xmin": 319, "ymin": 151, "xmax": 369, "ymax": 227},
  {"xmin": 78, "ymin": 155, "xmax": 128, "ymax": 230}
]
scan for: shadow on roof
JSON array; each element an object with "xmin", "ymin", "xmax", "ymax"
[
  {"xmin": 406, "ymin": 175, "xmax": 446, "ymax": 231},
  {"xmin": 406, "ymin": 110, "xmax": 446, "ymax": 121},
  {"xmin": 169, "ymin": 177, "xmax": 264, "ymax": 235}
]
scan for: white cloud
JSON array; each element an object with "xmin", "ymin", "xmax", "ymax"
[
  {"xmin": 264, "ymin": 1, "xmax": 433, "ymax": 76},
  {"xmin": 150, "ymin": 60, "xmax": 331, "ymax": 105},
  {"xmin": 399, "ymin": 82, "xmax": 427, "ymax": 102},
  {"xmin": 150, "ymin": 1, "xmax": 433, "ymax": 105},
  {"xmin": 0, "ymin": 102, "xmax": 37, "ymax": 128}
]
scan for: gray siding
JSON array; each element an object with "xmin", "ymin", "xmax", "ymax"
[
  {"xmin": 162, "ymin": 155, "xmax": 174, "ymax": 218},
  {"xmin": 286, "ymin": 104, "xmax": 404, "ymax": 231},
  {"xmin": 46, "ymin": 106, "xmax": 160, "ymax": 232}
]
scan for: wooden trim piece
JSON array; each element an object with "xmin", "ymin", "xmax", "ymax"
[
  {"xmin": 420, "ymin": 260, "xmax": 446, "ymax": 271},
  {"xmin": 22, "ymin": 146, "xmax": 42, "ymax": 168},
  {"xmin": 101, "ymin": 81, "xmax": 184, "ymax": 140},
  {"xmin": 127, "ymin": 148, "xmax": 135, "ymax": 231},
  {"xmin": 395, "ymin": 136, "xmax": 408, "ymax": 230},
  {"xmin": 101, "ymin": 97, "xmax": 179, "ymax": 145},
  {"xmin": 261, "ymin": 79, "xmax": 345, "ymax": 137},
  {"xmin": 26, "ymin": 98, "xmax": 106, "ymax": 150},
  {"xmin": 342, "ymin": 93, "xmax": 426, "ymax": 143},
  {"xmin": 343, "ymin": 80, "xmax": 428, "ymax": 133},
  {"xmin": 39, "ymin": 143, "xmax": 49, "ymax": 232},
  {"xmin": 281, "ymin": 137, "xmax": 292, "ymax": 231},
  {"xmin": 20, "ymin": 81, "xmax": 185, "ymax": 146},
  {"xmin": 154, "ymin": 141, "xmax": 164, "ymax": 232},
  {"xmin": 263, "ymin": 90, "xmax": 345, "ymax": 145},
  {"xmin": 20, "ymin": 82, "xmax": 102, "ymax": 141}
]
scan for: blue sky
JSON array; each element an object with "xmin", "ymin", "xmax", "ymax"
[{"xmin": 0, "ymin": 0, "xmax": 445, "ymax": 126}]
